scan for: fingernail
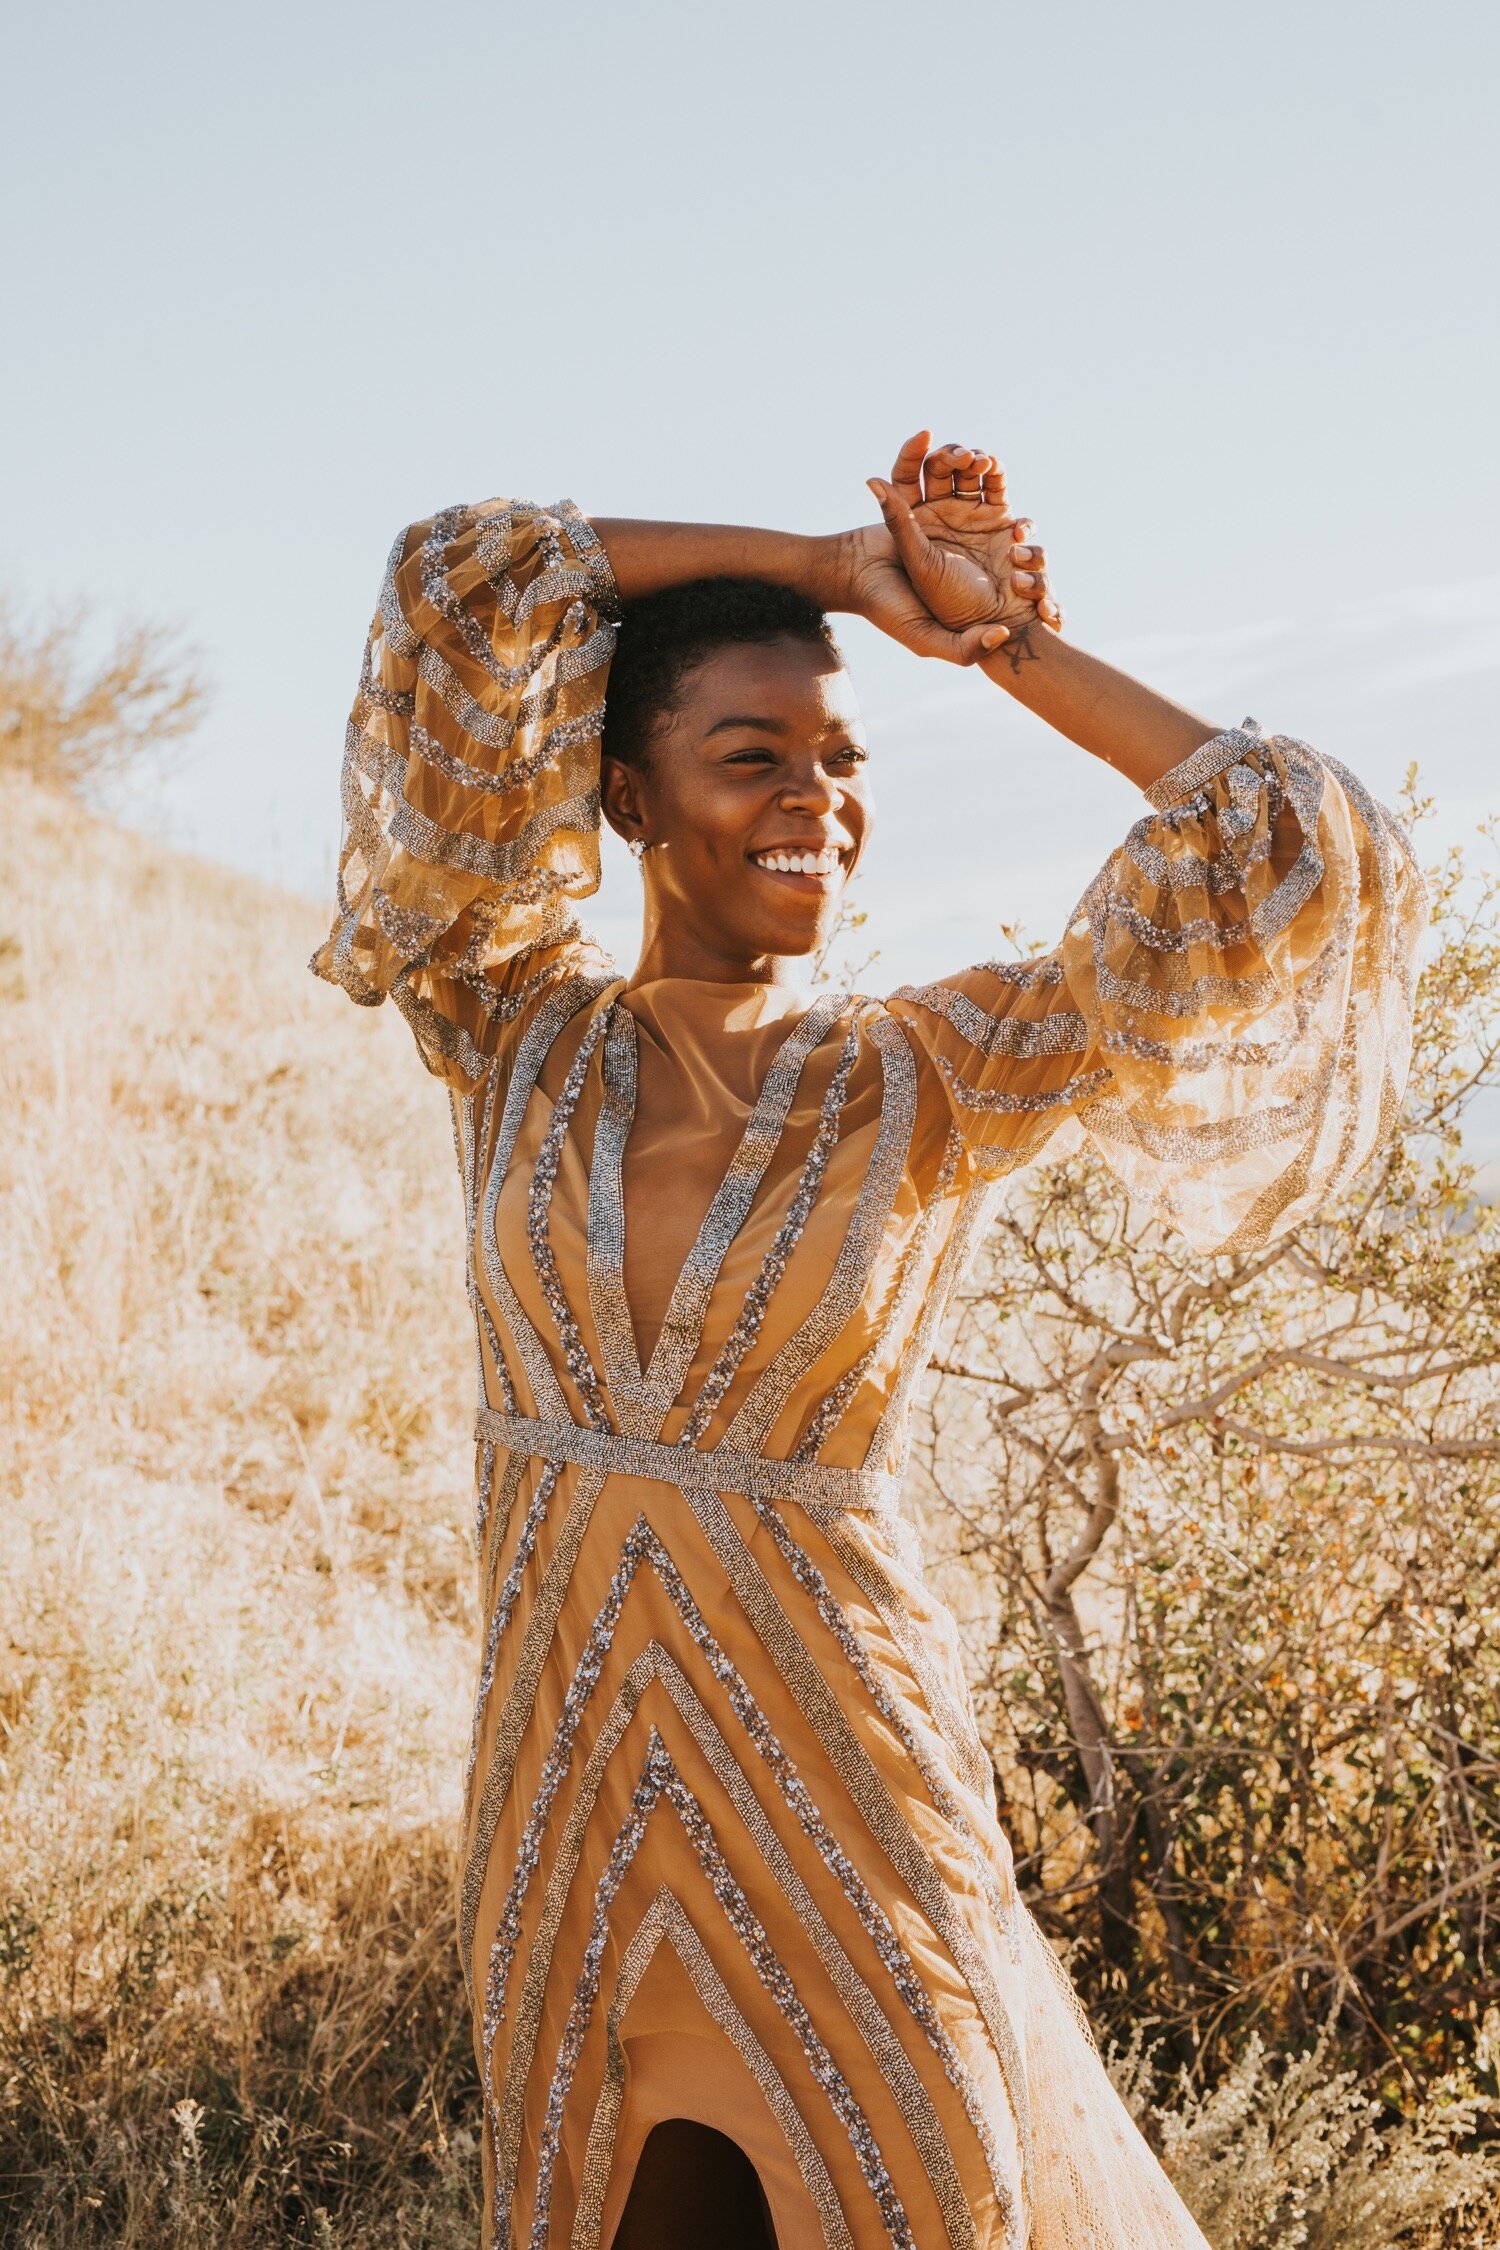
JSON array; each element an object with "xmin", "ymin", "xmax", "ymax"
[
  {"xmin": 1012, "ymin": 545, "xmax": 1032, "ymax": 561},
  {"xmin": 1014, "ymin": 571, "xmax": 1035, "ymax": 588},
  {"xmin": 981, "ymin": 626, "xmax": 1009, "ymax": 650},
  {"xmin": 866, "ymin": 479, "xmax": 885, "ymax": 500}
]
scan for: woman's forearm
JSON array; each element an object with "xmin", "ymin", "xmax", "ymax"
[
  {"xmin": 981, "ymin": 624, "xmax": 1226, "ymax": 795},
  {"xmin": 588, "ymin": 519, "xmax": 846, "ymax": 608}
]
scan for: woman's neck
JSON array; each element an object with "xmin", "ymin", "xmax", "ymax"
[{"xmin": 626, "ymin": 919, "xmax": 810, "ymax": 991}]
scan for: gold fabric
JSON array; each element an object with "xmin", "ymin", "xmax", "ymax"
[{"xmin": 313, "ymin": 499, "xmax": 1426, "ymax": 2250}]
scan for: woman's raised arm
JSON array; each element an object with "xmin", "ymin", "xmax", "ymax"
[
  {"xmin": 868, "ymin": 433, "xmax": 1223, "ymax": 792},
  {"xmin": 977, "ymin": 621, "xmax": 1227, "ymax": 794},
  {"xmin": 587, "ymin": 509, "xmax": 1038, "ymax": 668},
  {"xmin": 872, "ymin": 435, "xmax": 1428, "ymax": 1254}
]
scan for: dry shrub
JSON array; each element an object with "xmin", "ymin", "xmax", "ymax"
[
  {"xmin": 1110, "ymin": 2028, "xmax": 1497, "ymax": 2248},
  {"xmin": 0, "ymin": 596, "xmax": 206, "ymax": 794}
]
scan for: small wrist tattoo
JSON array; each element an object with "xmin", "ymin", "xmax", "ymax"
[{"xmin": 997, "ymin": 620, "xmax": 1040, "ymax": 675}]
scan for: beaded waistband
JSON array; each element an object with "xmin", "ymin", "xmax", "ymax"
[{"xmin": 474, "ymin": 1406, "xmax": 902, "ymax": 1518}]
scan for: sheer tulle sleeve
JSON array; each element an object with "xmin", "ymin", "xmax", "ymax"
[
  {"xmin": 310, "ymin": 497, "xmax": 619, "ymax": 1091},
  {"xmin": 888, "ymin": 723, "xmax": 1427, "ymax": 1253}
]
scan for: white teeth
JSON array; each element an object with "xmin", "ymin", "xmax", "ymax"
[{"xmin": 755, "ymin": 849, "xmax": 841, "ymax": 876}]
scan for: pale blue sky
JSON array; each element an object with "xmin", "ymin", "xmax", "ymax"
[{"xmin": 4, "ymin": 0, "xmax": 1496, "ymax": 985}]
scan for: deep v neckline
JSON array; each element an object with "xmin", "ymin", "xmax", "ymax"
[{"xmin": 583, "ymin": 992, "xmax": 848, "ymax": 1439}]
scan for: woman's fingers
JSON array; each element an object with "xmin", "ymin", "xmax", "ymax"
[
  {"xmin": 887, "ymin": 431, "xmax": 930, "ymax": 508},
  {"xmin": 953, "ymin": 620, "xmax": 1002, "ymax": 662},
  {"xmin": 866, "ymin": 477, "xmax": 941, "ymax": 585},
  {"xmin": 902, "ymin": 608, "xmax": 998, "ymax": 667},
  {"xmin": 938, "ymin": 440, "xmax": 1007, "ymax": 505},
  {"xmin": 922, "ymin": 442, "xmax": 970, "ymax": 501}
]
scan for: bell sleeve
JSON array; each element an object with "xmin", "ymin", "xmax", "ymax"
[
  {"xmin": 887, "ymin": 723, "xmax": 1427, "ymax": 1254},
  {"xmin": 310, "ymin": 496, "xmax": 620, "ymax": 1092}
]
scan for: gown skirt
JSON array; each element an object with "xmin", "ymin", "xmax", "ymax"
[{"xmin": 312, "ymin": 496, "xmax": 1424, "ymax": 2248}]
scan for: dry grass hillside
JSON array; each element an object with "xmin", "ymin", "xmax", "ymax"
[{"xmin": 0, "ymin": 773, "xmax": 484, "ymax": 2245}]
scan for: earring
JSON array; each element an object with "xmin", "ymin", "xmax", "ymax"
[{"xmin": 629, "ymin": 838, "xmax": 646, "ymax": 863}]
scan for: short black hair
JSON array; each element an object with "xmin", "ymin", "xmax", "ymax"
[{"xmin": 600, "ymin": 576, "xmax": 843, "ymax": 770}]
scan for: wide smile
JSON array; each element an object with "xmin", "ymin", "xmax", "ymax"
[{"xmin": 748, "ymin": 844, "xmax": 851, "ymax": 894}]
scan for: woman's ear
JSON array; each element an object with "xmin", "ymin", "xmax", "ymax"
[{"xmin": 600, "ymin": 753, "xmax": 649, "ymax": 848}]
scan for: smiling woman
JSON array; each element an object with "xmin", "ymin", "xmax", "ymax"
[
  {"xmin": 311, "ymin": 440, "xmax": 1426, "ymax": 2250},
  {"xmin": 598, "ymin": 579, "xmax": 869, "ymax": 983}
]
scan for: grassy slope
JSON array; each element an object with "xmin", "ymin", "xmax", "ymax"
[{"xmin": 0, "ymin": 777, "xmax": 482, "ymax": 2245}]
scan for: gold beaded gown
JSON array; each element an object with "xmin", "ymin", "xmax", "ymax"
[{"xmin": 312, "ymin": 498, "xmax": 1424, "ymax": 2250}]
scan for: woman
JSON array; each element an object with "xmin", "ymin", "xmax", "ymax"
[{"xmin": 314, "ymin": 435, "xmax": 1423, "ymax": 2250}]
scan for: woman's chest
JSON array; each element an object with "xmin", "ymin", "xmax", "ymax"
[{"xmin": 469, "ymin": 996, "xmax": 956, "ymax": 1448}]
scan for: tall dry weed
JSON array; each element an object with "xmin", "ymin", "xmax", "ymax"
[{"xmin": 1110, "ymin": 2028, "xmax": 1498, "ymax": 2248}]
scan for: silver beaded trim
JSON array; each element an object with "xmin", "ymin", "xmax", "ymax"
[
  {"xmin": 678, "ymin": 1013, "xmax": 863, "ymax": 1444},
  {"xmin": 478, "ymin": 978, "xmax": 615, "ymax": 1425},
  {"xmin": 525, "ymin": 1006, "xmax": 613, "ymax": 1426},
  {"xmin": 459, "ymin": 1466, "xmax": 609, "ymax": 1996},
  {"xmin": 464, "ymin": 1458, "xmax": 562, "ymax": 1793},
  {"xmin": 935, "ymin": 1055, "xmax": 1112, "ymax": 1115},
  {"xmin": 796, "ymin": 1126, "xmax": 962, "ymax": 1464},
  {"xmin": 893, "ymin": 981, "xmax": 1088, "ymax": 1059},
  {"xmin": 1143, "ymin": 720, "xmax": 1262, "ymax": 810},
  {"xmin": 726, "ymin": 1013, "xmax": 917, "ymax": 1453},
  {"xmin": 474, "ymin": 1407, "xmax": 903, "ymax": 1516}
]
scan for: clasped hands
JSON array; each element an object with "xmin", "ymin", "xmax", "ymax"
[{"xmin": 840, "ymin": 431, "xmax": 1060, "ymax": 667}]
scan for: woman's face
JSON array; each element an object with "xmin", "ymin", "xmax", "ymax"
[{"xmin": 601, "ymin": 636, "xmax": 873, "ymax": 975}]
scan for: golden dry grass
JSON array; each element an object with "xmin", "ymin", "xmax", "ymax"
[{"xmin": 0, "ymin": 775, "xmax": 483, "ymax": 2244}]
